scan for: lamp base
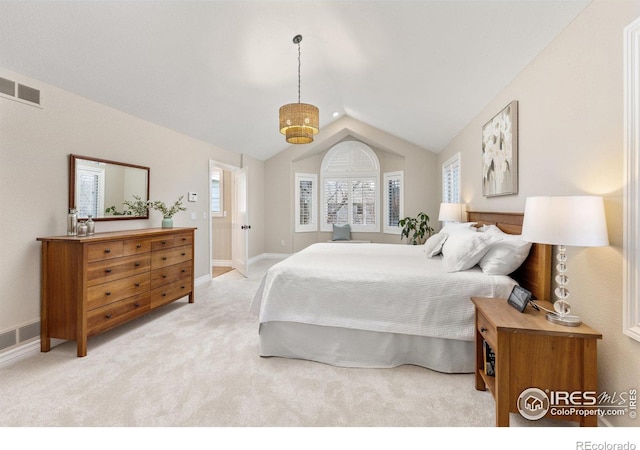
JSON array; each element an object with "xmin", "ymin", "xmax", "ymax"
[{"xmin": 545, "ymin": 312, "xmax": 581, "ymax": 327}]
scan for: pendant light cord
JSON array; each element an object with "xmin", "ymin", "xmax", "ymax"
[{"xmin": 297, "ymin": 40, "xmax": 301, "ymax": 104}]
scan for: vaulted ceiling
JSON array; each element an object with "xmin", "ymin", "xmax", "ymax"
[{"xmin": 0, "ymin": 1, "xmax": 591, "ymax": 161}]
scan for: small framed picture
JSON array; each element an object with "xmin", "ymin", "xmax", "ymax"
[{"xmin": 482, "ymin": 101, "xmax": 518, "ymax": 197}]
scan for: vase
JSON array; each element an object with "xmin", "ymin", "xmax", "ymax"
[{"xmin": 162, "ymin": 217, "xmax": 173, "ymax": 228}]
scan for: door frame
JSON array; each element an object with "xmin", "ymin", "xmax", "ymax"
[{"xmin": 209, "ymin": 160, "xmax": 247, "ymax": 278}]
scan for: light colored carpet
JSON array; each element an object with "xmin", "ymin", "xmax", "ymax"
[{"xmin": 0, "ymin": 258, "xmax": 566, "ymax": 427}]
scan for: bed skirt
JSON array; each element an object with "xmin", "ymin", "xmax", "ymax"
[{"xmin": 258, "ymin": 321, "xmax": 475, "ymax": 374}]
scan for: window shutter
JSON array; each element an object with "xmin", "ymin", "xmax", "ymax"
[
  {"xmin": 442, "ymin": 153, "xmax": 461, "ymax": 203},
  {"xmin": 383, "ymin": 171, "xmax": 404, "ymax": 234},
  {"xmin": 295, "ymin": 173, "xmax": 318, "ymax": 232}
]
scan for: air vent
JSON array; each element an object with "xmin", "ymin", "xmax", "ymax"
[
  {"xmin": 0, "ymin": 330, "xmax": 17, "ymax": 352},
  {"xmin": 17, "ymin": 83, "xmax": 40, "ymax": 105},
  {"xmin": 18, "ymin": 322, "xmax": 40, "ymax": 342},
  {"xmin": 0, "ymin": 77, "xmax": 15, "ymax": 96},
  {"xmin": 0, "ymin": 76, "xmax": 42, "ymax": 107}
]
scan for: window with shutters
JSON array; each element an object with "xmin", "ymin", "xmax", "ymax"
[
  {"xmin": 321, "ymin": 141, "xmax": 380, "ymax": 232},
  {"xmin": 295, "ymin": 173, "xmax": 317, "ymax": 232},
  {"xmin": 76, "ymin": 165, "xmax": 105, "ymax": 218},
  {"xmin": 383, "ymin": 171, "xmax": 404, "ymax": 234},
  {"xmin": 442, "ymin": 153, "xmax": 461, "ymax": 203},
  {"xmin": 211, "ymin": 168, "xmax": 223, "ymax": 217}
]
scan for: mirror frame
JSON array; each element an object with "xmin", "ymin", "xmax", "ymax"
[{"xmin": 69, "ymin": 154, "xmax": 151, "ymax": 221}]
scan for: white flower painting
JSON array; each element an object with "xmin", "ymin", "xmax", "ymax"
[{"xmin": 482, "ymin": 101, "xmax": 518, "ymax": 196}]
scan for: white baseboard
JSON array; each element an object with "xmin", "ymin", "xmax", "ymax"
[
  {"xmin": 249, "ymin": 253, "xmax": 290, "ymax": 265},
  {"xmin": 0, "ymin": 339, "xmax": 40, "ymax": 368},
  {"xmin": 195, "ymin": 274, "xmax": 211, "ymax": 287},
  {"xmin": 211, "ymin": 259, "xmax": 232, "ymax": 267}
]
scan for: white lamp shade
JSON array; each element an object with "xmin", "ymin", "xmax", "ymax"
[
  {"xmin": 521, "ymin": 196, "xmax": 609, "ymax": 247},
  {"xmin": 438, "ymin": 203, "xmax": 464, "ymax": 222}
]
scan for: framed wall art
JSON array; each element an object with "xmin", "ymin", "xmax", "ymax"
[{"xmin": 482, "ymin": 100, "xmax": 518, "ymax": 197}]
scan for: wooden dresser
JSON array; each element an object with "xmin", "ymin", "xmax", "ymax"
[{"xmin": 37, "ymin": 227, "xmax": 196, "ymax": 357}]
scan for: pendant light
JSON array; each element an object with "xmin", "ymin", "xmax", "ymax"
[{"xmin": 279, "ymin": 35, "xmax": 319, "ymax": 144}]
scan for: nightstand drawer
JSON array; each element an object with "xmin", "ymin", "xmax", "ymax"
[{"xmin": 476, "ymin": 311, "xmax": 497, "ymax": 350}]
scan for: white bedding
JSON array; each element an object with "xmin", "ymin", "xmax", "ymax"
[{"xmin": 251, "ymin": 243, "xmax": 517, "ymax": 342}]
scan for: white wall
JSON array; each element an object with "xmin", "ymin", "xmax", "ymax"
[
  {"xmin": 0, "ymin": 67, "xmax": 254, "ymax": 338},
  {"xmin": 437, "ymin": 0, "xmax": 640, "ymax": 426}
]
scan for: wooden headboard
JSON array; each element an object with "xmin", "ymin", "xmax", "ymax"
[{"xmin": 467, "ymin": 211, "xmax": 552, "ymax": 301}]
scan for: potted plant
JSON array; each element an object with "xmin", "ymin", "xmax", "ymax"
[
  {"xmin": 399, "ymin": 212, "xmax": 434, "ymax": 245},
  {"xmin": 150, "ymin": 195, "xmax": 187, "ymax": 228},
  {"xmin": 105, "ymin": 194, "xmax": 150, "ymax": 217}
]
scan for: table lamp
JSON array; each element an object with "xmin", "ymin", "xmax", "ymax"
[
  {"xmin": 438, "ymin": 203, "xmax": 465, "ymax": 223},
  {"xmin": 521, "ymin": 196, "xmax": 609, "ymax": 326}
]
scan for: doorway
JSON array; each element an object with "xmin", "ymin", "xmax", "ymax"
[{"xmin": 209, "ymin": 160, "xmax": 249, "ymax": 278}]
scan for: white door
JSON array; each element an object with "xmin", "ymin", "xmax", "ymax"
[{"xmin": 232, "ymin": 167, "xmax": 248, "ymax": 277}]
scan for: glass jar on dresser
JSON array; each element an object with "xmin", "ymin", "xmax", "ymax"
[{"xmin": 37, "ymin": 227, "xmax": 196, "ymax": 357}]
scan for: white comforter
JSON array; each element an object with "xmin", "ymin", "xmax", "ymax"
[{"xmin": 251, "ymin": 243, "xmax": 517, "ymax": 341}]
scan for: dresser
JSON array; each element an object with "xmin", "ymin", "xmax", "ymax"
[
  {"xmin": 37, "ymin": 227, "xmax": 196, "ymax": 357},
  {"xmin": 471, "ymin": 297, "xmax": 602, "ymax": 427}
]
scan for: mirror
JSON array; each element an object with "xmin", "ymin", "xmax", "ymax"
[{"xmin": 69, "ymin": 154, "xmax": 150, "ymax": 221}]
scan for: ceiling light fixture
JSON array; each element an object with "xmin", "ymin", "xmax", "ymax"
[{"xmin": 279, "ymin": 34, "xmax": 319, "ymax": 144}]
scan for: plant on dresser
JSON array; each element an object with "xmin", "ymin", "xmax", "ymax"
[{"xmin": 37, "ymin": 227, "xmax": 196, "ymax": 357}]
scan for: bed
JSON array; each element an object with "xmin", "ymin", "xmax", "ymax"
[{"xmin": 250, "ymin": 211, "xmax": 551, "ymax": 373}]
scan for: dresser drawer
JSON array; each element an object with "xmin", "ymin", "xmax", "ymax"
[
  {"xmin": 87, "ymin": 240, "xmax": 124, "ymax": 262},
  {"xmin": 87, "ymin": 293, "xmax": 150, "ymax": 336},
  {"xmin": 150, "ymin": 279, "xmax": 191, "ymax": 308},
  {"xmin": 87, "ymin": 273, "xmax": 151, "ymax": 310},
  {"xmin": 150, "ymin": 261, "xmax": 192, "ymax": 289},
  {"xmin": 173, "ymin": 233, "xmax": 193, "ymax": 247},
  {"xmin": 151, "ymin": 245, "xmax": 192, "ymax": 269},
  {"xmin": 87, "ymin": 254, "xmax": 151, "ymax": 286},
  {"xmin": 477, "ymin": 311, "xmax": 497, "ymax": 351},
  {"xmin": 123, "ymin": 238, "xmax": 151, "ymax": 256}
]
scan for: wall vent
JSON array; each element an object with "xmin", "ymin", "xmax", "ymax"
[
  {"xmin": 0, "ymin": 320, "xmax": 40, "ymax": 353},
  {"xmin": 17, "ymin": 83, "xmax": 40, "ymax": 105},
  {"xmin": 0, "ymin": 76, "xmax": 15, "ymax": 96},
  {"xmin": 0, "ymin": 330, "xmax": 17, "ymax": 352},
  {"xmin": 0, "ymin": 76, "xmax": 41, "ymax": 107},
  {"xmin": 18, "ymin": 322, "xmax": 40, "ymax": 342}
]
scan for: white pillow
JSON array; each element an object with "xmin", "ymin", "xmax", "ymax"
[
  {"xmin": 423, "ymin": 233, "xmax": 448, "ymax": 258},
  {"xmin": 478, "ymin": 224, "xmax": 501, "ymax": 234},
  {"xmin": 479, "ymin": 233, "xmax": 532, "ymax": 275},
  {"xmin": 440, "ymin": 222, "xmax": 477, "ymax": 235},
  {"xmin": 441, "ymin": 233, "xmax": 501, "ymax": 273}
]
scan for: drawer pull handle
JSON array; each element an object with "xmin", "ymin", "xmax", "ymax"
[
  {"xmin": 105, "ymin": 291, "xmax": 111, "ymax": 296},
  {"xmin": 134, "ymin": 302, "xmax": 140, "ymax": 307},
  {"xmin": 181, "ymin": 269, "xmax": 186, "ymax": 273},
  {"xmin": 161, "ymin": 240, "xmax": 167, "ymax": 245},
  {"xmin": 105, "ymin": 269, "xmax": 112, "ymax": 273},
  {"xmin": 104, "ymin": 248, "xmax": 111, "ymax": 254},
  {"xmin": 135, "ymin": 283, "xmax": 140, "ymax": 287},
  {"xmin": 162, "ymin": 274, "xmax": 167, "ymax": 278},
  {"xmin": 162, "ymin": 293, "xmax": 167, "ymax": 297},
  {"xmin": 162, "ymin": 256, "xmax": 167, "ymax": 261},
  {"xmin": 182, "ymin": 238, "xmax": 186, "ymax": 241},
  {"xmin": 480, "ymin": 327, "xmax": 487, "ymax": 333},
  {"xmin": 181, "ymin": 286, "xmax": 185, "ymax": 289},
  {"xmin": 136, "ymin": 244, "xmax": 142, "ymax": 248},
  {"xmin": 134, "ymin": 262, "xmax": 141, "ymax": 267},
  {"xmin": 105, "ymin": 314, "xmax": 112, "ymax": 319},
  {"xmin": 181, "ymin": 252, "xmax": 186, "ymax": 256}
]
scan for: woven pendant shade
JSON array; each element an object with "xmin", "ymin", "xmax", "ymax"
[
  {"xmin": 279, "ymin": 35, "xmax": 319, "ymax": 144},
  {"xmin": 279, "ymin": 102, "xmax": 319, "ymax": 144}
]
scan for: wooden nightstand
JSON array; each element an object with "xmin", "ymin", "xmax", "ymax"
[{"xmin": 471, "ymin": 297, "xmax": 602, "ymax": 427}]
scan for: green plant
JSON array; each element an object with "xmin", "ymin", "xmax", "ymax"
[
  {"xmin": 399, "ymin": 212, "xmax": 434, "ymax": 245},
  {"xmin": 105, "ymin": 195, "xmax": 150, "ymax": 216},
  {"xmin": 150, "ymin": 195, "xmax": 187, "ymax": 218}
]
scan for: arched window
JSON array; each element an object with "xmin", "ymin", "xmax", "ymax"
[{"xmin": 321, "ymin": 141, "xmax": 380, "ymax": 232}]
